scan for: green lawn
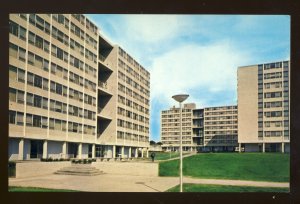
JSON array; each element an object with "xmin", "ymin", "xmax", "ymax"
[
  {"xmin": 167, "ymin": 183, "xmax": 289, "ymax": 192},
  {"xmin": 9, "ymin": 186, "xmax": 79, "ymax": 192},
  {"xmin": 159, "ymin": 153, "xmax": 289, "ymax": 182}
]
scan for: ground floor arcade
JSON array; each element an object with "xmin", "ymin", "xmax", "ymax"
[
  {"xmin": 8, "ymin": 138, "xmax": 149, "ymax": 161},
  {"xmin": 238, "ymin": 143, "xmax": 290, "ymax": 153}
]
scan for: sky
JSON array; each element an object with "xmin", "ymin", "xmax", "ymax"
[{"xmin": 87, "ymin": 14, "xmax": 290, "ymax": 142}]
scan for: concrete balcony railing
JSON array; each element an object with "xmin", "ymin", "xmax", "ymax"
[
  {"xmin": 98, "ymin": 80, "xmax": 113, "ymax": 94},
  {"xmin": 97, "ymin": 106, "xmax": 113, "ymax": 119},
  {"xmin": 99, "ymin": 81, "xmax": 108, "ymax": 89}
]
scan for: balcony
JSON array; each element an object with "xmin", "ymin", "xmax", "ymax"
[
  {"xmin": 98, "ymin": 80, "xmax": 113, "ymax": 95},
  {"xmin": 97, "ymin": 106, "xmax": 112, "ymax": 120}
]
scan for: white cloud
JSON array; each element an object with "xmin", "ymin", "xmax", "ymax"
[
  {"xmin": 122, "ymin": 15, "xmax": 190, "ymax": 43},
  {"xmin": 150, "ymin": 40, "xmax": 251, "ymax": 107}
]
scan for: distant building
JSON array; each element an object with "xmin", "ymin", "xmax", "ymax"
[{"xmin": 161, "ymin": 103, "xmax": 238, "ymax": 152}]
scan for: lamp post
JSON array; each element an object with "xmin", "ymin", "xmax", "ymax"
[{"xmin": 172, "ymin": 94, "xmax": 189, "ymax": 193}]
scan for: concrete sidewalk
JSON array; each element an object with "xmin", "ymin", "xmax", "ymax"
[
  {"xmin": 183, "ymin": 177, "xmax": 289, "ymax": 188},
  {"xmin": 9, "ymin": 174, "xmax": 179, "ymax": 192},
  {"xmin": 9, "ymin": 174, "xmax": 289, "ymax": 192}
]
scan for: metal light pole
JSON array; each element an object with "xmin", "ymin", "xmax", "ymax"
[{"xmin": 172, "ymin": 94, "xmax": 189, "ymax": 193}]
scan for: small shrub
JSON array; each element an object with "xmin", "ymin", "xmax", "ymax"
[
  {"xmin": 48, "ymin": 157, "xmax": 53, "ymax": 162},
  {"xmin": 83, "ymin": 159, "xmax": 87, "ymax": 164},
  {"xmin": 59, "ymin": 158, "xmax": 64, "ymax": 161}
]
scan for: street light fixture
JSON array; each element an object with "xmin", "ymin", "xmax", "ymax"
[{"xmin": 172, "ymin": 94, "xmax": 189, "ymax": 193}]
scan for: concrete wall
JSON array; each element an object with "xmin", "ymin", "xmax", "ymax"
[
  {"xmin": 92, "ymin": 162, "xmax": 158, "ymax": 177},
  {"xmin": 238, "ymin": 66, "xmax": 259, "ymax": 143},
  {"xmin": 16, "ymin": 161, "xmax": 70, "ymax": 178}
]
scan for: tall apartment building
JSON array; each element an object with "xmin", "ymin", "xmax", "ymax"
[
  {"xmin": 8, "ymin": 14, "xmax": 150, "ymax": 161},
  {"xmin": 238, "ymin": 61, "xmax": 290, "ymax": 153},
  {"xmin": 161, "ymin": 103, "xmax": 238, "ymax": 152}
]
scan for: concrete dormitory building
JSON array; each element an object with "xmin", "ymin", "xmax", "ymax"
[
  {"xmin": 237, "ymin": 61, "xmax": 290, "ymax": 153},
  {"xmin": 9, "ymin": 14, "xmax": 150, "ymax": 160},
  {"xmin": 161, "ymin": 103, "xmax": 238, "ymax": 152},
  {"xmin": 161, "ymin": 60, "xmax": 290, "ymax": 153}
]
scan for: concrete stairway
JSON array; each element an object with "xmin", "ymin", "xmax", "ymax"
[{"xmin": 55, "ymin": 164, "xmax": 103, "ymax": 176}]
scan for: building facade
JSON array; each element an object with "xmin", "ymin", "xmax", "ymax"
[
  {"xmin": 9, "ymin": 14, "xmax": 150, "ymax": 161},
  {"xmin": 237, "ymin": 61, "xmax": 290, "ymax": 153},
  {"xmin": 161, "ymin": 103, "xmax": 238, "ymax": 152}
]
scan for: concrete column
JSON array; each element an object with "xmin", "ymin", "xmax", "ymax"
[
  {"xmin": 141, "ymin": 148, "xmax": 144, "ymax": 158},
  {"xmin": 62, "ymin": 142, "xmax": 67, "ymax": 159},
  {"xmin": 42, "ymin": 140, "xmax": 48, "ymax": 159},
  {"xmin": 129, "ymin": 147, "xmax": 132, "ymax": 158},
  {"xmin": 262, "ymin": 143, "xmax": 265, "ymax": 153},
  {"xmin": 135, "ymin": 148, "xmax": 138, "ymax": 158},
  {"xmin": 18, "ymin": 139, "xmax": 24, "ymax": 160},
  {"xmin": 282, "ymin": 143, "xmax": 285, "ymax": 153},
  {"xmin": 112, "ymin": 145, "xmax": 116, "ymax": 158},
  {"xmin": 78, "ymin": 143, "xmax": 82, "ymax": 159},
  {"xmin": 146, "ymin": 149, "xmax": 149, "ymax": 158},
  {"xmin": 92, "ymin": 144, "xmax": 96, "ymax": 158},
  {"xmin": 121, "ymin": 146, "xmax": 124, "ymax": 158},
  {"xmin": 238, "ymin": 143, "xmax": 241, "ymax": 153}
]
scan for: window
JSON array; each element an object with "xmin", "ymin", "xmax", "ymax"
[
  {"xmin": 42, "ymin": 97, "xmax": 48, "ymax": 109},
  {"xmin": 43, "ymin": 78, "xmax": 48, "ymax": 90},
  {"xmin": 9, "ymin": 66, "xmax": 17, "ymax": 80},
  {"xmin": 264, "ymin": 92, "xmax": 282, "ymax": 99},
  {"xmin": 28, "ymin": 52, "xmax": 34, "ymax": 65},
  {"xmin": 16, "ymin": 112, "xmax": 24, "ymax": 125},
  {"xmin": 18, "ymin": 69, "xmax": 25, "ymax": 83},
  {"xmin": 9, "ymin": 111, "xmax": 16, "ymax": 124},
  {"xmin": 34, "ymin": 75, "xmax": 42, "ymax": 88},
  {"xmin": 264, "ymin": 111, "xmax": 282, "ymax": 117},
  {"xmin": 26, "ymin": 93, "xmax": 34, "ymax": 106},
  {"xmin": 55, "ymin": 119, "xmax": 61, "ymax": 130},
  {"xmin": 41, "ymin": 117, "xmax": 48, "ymax": 128},
  {"xmin": 27, "ymin": 72, "xmax": 34, "ymax": 85},
  {"xmin": 9, "ymin": 43, "xmax": 18, "ymax": 58},
  {"xmin": 49, "ymin": 118, "xmax": 54, "ymax": 129},
  {"xmin": 26, "ymin": 114, "xmax": 33, "ymax": 126},
  {"xmin": 50, "ymin": 100, "xmax": 55, "ymax": 111},
  {"xmin": 9, "ymin": 88, "xmax": 16, "ymax": 102},
  {"xmin": 9, "ymin": 21, "xmax": 26, "ymax": 40},
  {"xmin": 17, "ymin": 90, "xmax": 24, "ymax": 104},
  {"xmin": 34, "ymin": 95, "xmax": 42, "ymax": 108}
]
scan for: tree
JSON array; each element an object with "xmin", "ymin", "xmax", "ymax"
[
  {"xmin": 150, "ymin": 140, "xmax": 156, "ymax": 145},
  {"xmin": 156, "ymin": 142, "xmax": 163, "ymax": 145}
]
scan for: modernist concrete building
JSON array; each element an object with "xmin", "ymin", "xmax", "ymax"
[
  {"xmin": 9, "ymin": 14, "xmax": 150, "ymax": 160},
  {"xmin": 237, "ymin": 61, "xmax": 290, "ymax": 153},
  {"xmin": 161, "ymin": 103, "xmax": 238, "ymax": 152}
]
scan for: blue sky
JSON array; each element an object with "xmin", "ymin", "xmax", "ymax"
[{"xmin": 87, "ymin": 14, "xmax": 290, "ymax": 142}]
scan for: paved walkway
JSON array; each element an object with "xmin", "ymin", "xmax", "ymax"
[
  {"xmin": 9, "ymin": 173, "xmax": 289, "ymax": 192},
  {"xmin": 157, "ymin": 152, "xmax": 197, "ymax": 162}
]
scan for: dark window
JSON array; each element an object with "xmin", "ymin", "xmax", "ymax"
[
  {"xmin": 34, "ymin": 95, "xmax": 42, "ymax": 108},
  {"xmin": 33, "ymin": 115, "xmax": 41, "ymax": 127},
  {"xmin": 9, "ymin": 111, "xmax": 16, "ymax": 124},
  {"xmin": 9, "ymin": 21, "xmax": 19, "ymax": 36},
  {"xmin": 34, "ymin": 75, "xmax": 42, "ymax": 88}
]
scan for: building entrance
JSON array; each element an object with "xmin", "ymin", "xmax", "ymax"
[{"xmin": 30, "ymin": 140, "xmax": 43, "ymax": 159}]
